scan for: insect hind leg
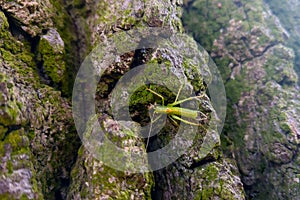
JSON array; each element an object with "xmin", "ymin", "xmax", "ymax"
[
  {"xmin": 171, "ymin": 115, "xmax": 205, "ymax": 127},
  {"xmin": 146, "ymin": 111, "xmax": 163, "ymax": 150},
  {"xmin": 174, "ymin": 84, "xmax": 183, "ymax": 103},
  {"xmin": 146, "ymin": 88, "xmax": 165, "ymax": 106}
]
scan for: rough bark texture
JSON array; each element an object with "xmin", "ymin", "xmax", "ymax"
[
  {"xmin": 2, "ymin": 0, "xmax": 297, "ymax": 199},
  {"xmin": 183, "ymin": 0, "xmax": 300, "ymax": 199}
]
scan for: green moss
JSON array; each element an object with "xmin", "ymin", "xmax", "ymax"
[
  {"xmin": 0, "ymin": 142, "xmax": 5, "ymax": 157},
  {"xmin": 0, "ymin": 12, "xmax": 9, "ymax": 29},
  {"xmin": 0, "ymin": 193, "xmax": 14, "ymax": 200},
  {"xmin": 182, "ymin": 0, "xmax": 235, "ymax": 49},
  {"xmin": 0, "ymin": 125, "xmax": 8, "ymax": 140},
  {"xmin": 37, "ymin": 37, "xmax": 65, "ymax": 85},
  {"xmin": 222, "ymin": 104, "xmax": 246, "ymax": 149},
  {"xmin": 258, "ymin": 34, "xmax": 271, "ymax": 45},
  {"xmin": 129, "ymin": 85, "xmax": 159, "ymax": 106},
  {"xmin": 6, "ymin": 130, "xmax": 29, "ymax": 153},
  {"xmin": 20, "ymin": 194, "xmax": 29, "ymax": 200},
  {"xmin": 261, "ymin": 130, "xmax": 284, "ymax": 145},
  {"xmin": 198, "ymin": 164, "xmax": 220, "ymax": 199},
  {"xmin": 0, "ymin": 9, "xmax": 58, "ymax": 200},
  {"xmin": 225, "ymin": 78, "xmax": 249, "ymax": 104},
  {"xmin": 6, "ymin": 82, "xmax": 13, "ymax": 89},
  {"xmin": 244, "ymin": 1, "xmax": 264, "ymax": 24},
  {"xmin": 7, "ymin": 160, "xmax": 13, "ymax": 174},
  {"xmin": 27, "ymin": 130, "xmax": 35, "ymax": 141},
  {"xmin": 214, "ymin": 56, "xmax": 232, "ymax": 81},
  {"xmin": 263, "ymin": 46, "xmax": 297, "ymax": 85},
  {"xmin": 77, "ymin": 146, "xmax": 84, "ymax": 157},
  {"xmin": 121, "ymin": 15, "xmax": 140, "ymax": 29},
  {"xmin": 0, "ymin": 106, "xmax": 17, "ymax": 126},
  {"xmin": 0, "ymin": 12, "xmax": 38, "ymax": 84},
  {"xmin": 49, "ymin": 0, "xmax": 92, "ymax": 96},
  {"xmin": 182, "ymin": 60, "xmax": 205, "ymax": 91},
  {"xmin": 18, "ymin": 52, "xmax": 34, "ymax": 65},
  {"xmin": 88, "ymin": 162, "xmax": 153, "ymax": 199},
  {"xmin": 76, "ymin": 115, "xmax": 154, "ymax": 198},
  {"xmin": 29, "ymin": 170, "xmax": 42, "ymax": 198},
  {"xmin": 0, "ymin": 49, "xmax": 15, "ymax": 61},
  {"xmin": 0, "ymin": 15, "xmax": 22, "ymax": 55},
  {"xmin": 279, "ymin": 122, "xmax": 291, "ymax": 133}
]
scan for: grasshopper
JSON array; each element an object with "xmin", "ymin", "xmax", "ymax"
[{"xmin": 146, "ymin": 85, "xmax": 207, "ymax": 149}]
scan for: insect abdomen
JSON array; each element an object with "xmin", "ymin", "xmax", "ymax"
[{"xmin": 154, "ymin": 106, "xmax": 198, "ymax": 119}]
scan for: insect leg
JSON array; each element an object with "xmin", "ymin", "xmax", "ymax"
[
  {"xmin": 171, "ymin": 115, "xmax": 205, "ymax": 127},
  {"xmin": 146, "ymin": 113, "xmax": 163, "ymax": 150},
  {"xmin": 174, "ymin": 84, "xmax": 183, "ymax": 103},
  {"xmin": 168, "ymin": 115, "xmax": 179, "ymax": 126},
  {"xmin": 197, "ymin": 111, "xmax": 208, "ymax": 121},
  {"xmin": 151, "ymin": 113, "xmax": 163, "ymax": 124},
  {"xmin": 146, "ymin": 124, "xmax": 152, "ymax": 150},
  {"xmin": 147, "ymin": 88, "xmax": 165, "ymax": 106},
  {"xmin": 169, "ymin": 94, "xmax": 206, "ymax": 106}
]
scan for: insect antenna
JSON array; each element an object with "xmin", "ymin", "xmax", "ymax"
[
  {"xmin": 196, "ymin": 111, "xmax": 208, "ymax": 121},
  {"xmin": 146, "ymin": 107, "xmax": 155, "ymax": 150},
  {"xmin": 146, "ymin": 105, "xmax": 162, "ymax": 150}
]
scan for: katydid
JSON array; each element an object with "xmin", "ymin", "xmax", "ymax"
[{"xmin": 145, "ymin": 85, "xmax": 207, "ymax": 149}]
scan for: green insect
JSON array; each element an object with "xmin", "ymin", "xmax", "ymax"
[{"xmin": 146, "ymin": 85, "xmax": 207, "ymax": 149}]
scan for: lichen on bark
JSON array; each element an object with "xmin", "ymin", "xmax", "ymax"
[
  {"xmin": 183, "ymin": 0, "xmax": 300, "ymax": 199},
  {"xmin": 1, "ymin": 0, "xmax": 247, "ymax": 199},
  {"xmin": 67, "ymin": 0, "xmax": 245, "ymax": 199},
  {"xmin": 0, "ymin": 6, "xmax": 80, "ymax": 199}
]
